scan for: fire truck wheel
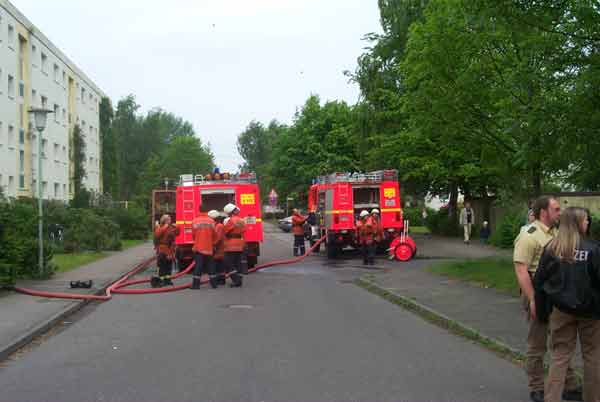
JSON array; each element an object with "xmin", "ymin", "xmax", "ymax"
[{"xmin": 326, "ymin": 242, "xmax": 337, "ymax": 259}]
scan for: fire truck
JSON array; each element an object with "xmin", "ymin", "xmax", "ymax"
[
  {"xmin": 171, "ymin": 172, "xmax": 263, "ymax": 270},
  {"xmin": 308, "ymin": 170, "xmax": 407, "ymax": 259}
]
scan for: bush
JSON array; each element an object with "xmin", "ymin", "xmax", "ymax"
[
  {"xmin": 403, "ymin": 207, "xmax": 425, "ymax": 227},
  {"xmin": 63, "ymin": 209, "xmax": 121, "ymax": 252},
  {"xmin": 0, "ymin": 198, "xmax": 55, "ymax": 279},
  {"xmin": 590, "ymin": 213, "xmax": 600, "ymax": 242},
  {"xmin": 426, "ymin": 208, "xmax": 462, "ymax": 237},
  {"xmin": 490, "ymin": 209, "xmax": 524, "ymax": 249},
  {"xmin": 101, "ymin": 205, "xmax": 148, "ymax": 240}
]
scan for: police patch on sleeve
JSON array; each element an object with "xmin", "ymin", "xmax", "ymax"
[{"xmin": 527, "ymin": 226, "xmax": 537, "ymax": 234}]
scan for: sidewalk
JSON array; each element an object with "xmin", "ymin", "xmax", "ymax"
[
  {"xmin": 358, "ymin": 236, "xmax": 582, "ymax": 369},
  {"xmin": 0, "ymin": 242, "xmax": 154, "ymax": 361}
]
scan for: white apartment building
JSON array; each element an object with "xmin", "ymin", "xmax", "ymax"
[{"xmin": 0, "ymin": 0, "xmax": 104, "ymax": 201}]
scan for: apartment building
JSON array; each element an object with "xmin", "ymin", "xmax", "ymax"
[{"xmin": 0, "ymin": 0, "xmax": 104, "ymax": 201}]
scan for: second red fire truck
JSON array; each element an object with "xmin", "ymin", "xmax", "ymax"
[{"xmin": 308, "ymin": 170, "xmax": 414, "ymax": 260}]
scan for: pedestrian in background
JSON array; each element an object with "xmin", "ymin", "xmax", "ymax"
[
  {"xmin": 480, "ymin": 221, "xmax": 491, "ymax": 244},
  {"xmin": 534, "ymin": 207, "xmax": 600, "ymax": 402},
  {"xmin": 459, "ymin": 201, "xmax": 475, "ymax": 244},
  {"xmin": 513, "ymin": 196, "xmax": 582, "ymax": 402}
]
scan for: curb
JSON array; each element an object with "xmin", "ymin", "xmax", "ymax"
[
  {"xmin": 354, "ymin": 276, "xmax": 527, "ymax": 366},
  {"xmin": 0, "ymin": 268, "xmax": 147, "ymax": 362}
]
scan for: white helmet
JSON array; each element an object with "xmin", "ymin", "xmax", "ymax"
[
  {"xmin": 360, "ymin": 210, "xmax": 369, "ymax": 218},
  {"xmin": 371, "ymin": 209, "xmax": 380, "ymax": 215},
  {"xmin": 224, "ymin": 203, "xmax": 238, "ymax": 215},
  {"xmin": 207, "ymin": 210, "xmax": 220, "ymax": 219}
]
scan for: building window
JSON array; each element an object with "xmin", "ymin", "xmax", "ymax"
[
  {"xmin": 42, "ymin": 181, "xmax": 47, "ymax": 198},
  {"xmin": 19, "ymin": 128, "xmax": 24, "ymax": 144},
  {"xmin": 9, "ymin": 176, "xmax": 14, "ymax": 193},
  {"xmin": 41, "ymin": 52, "xmax": 48, "ymax": 74},
  {"xmin": 53, "ymin": 64, "xmax": 59, "ymax": 82},
  {"xmin": 62, "ymin": 71, "xmax": 66, "ymax": 87},
  {"xmin": 54, "ymin": 183, "xmax": 59, "ymax": 198},
  {"xmin": 18, "ymin": 81, "xmax": 24, "ymax": 97},
  {"xmin": 19, "ymin": 175, "xmax": 25, "ymax": 190},
  {"xmin": 19, "ymin": 150, "xmax": 24, "ymax": 172},
  {"xmin": 81, "ymin": 87, "xmax": 86, "ymax": 103},
  {"xmin": 53, "ymin": 143, "xmax": 59, "ymax": 159},
  {"xmin": 8, "ymin": 74, "xmax": 14, "ymax": 98},
  {"xmin": 62, "ymin": 108, "xmax": 66, "ymax": 123},
  {"xmin": 8, "ymin": 125, "xmax": 14, "ymax": 147},
  {"xmin": 62, "ymin": 184, "xmax": 66, "ymax": 198},
  {"xmin": 7, "ymin": 25, "xmax": 15, "ymax": 49},
  {"xmin": 31, "ymin": 44, "xmax": 37, "ymax": 65},
  {"xmin": 31, "ymin": 89, "xmax": 36, "ymax": 104},
  {"xmin": 53, "ymin": 104, "xmax": 59, "ymax": 122},
  {"xmin": 41, "ymin": 95, "xmax": 47, "ymax": 109}
]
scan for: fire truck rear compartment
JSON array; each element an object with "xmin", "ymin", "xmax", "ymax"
[
  {"xmin": 352, "ymin": 186, "xmax": 380, "ymax": 215},
  {"xmin": 200, "ymin": 190, "xmax": 235, "ymax": 212}
]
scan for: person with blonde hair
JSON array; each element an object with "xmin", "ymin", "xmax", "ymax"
[{"xmin": 534, "ymin": 207, "xmax": 600, "ymax": 402}]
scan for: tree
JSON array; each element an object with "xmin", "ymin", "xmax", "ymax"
[
  {"xmin": 100, "ymin": 97, "xmax": 118, "ymax": 197},
  {"xmin": 71, "ymin": 124, "xmax": 88, "ymax": 207}
]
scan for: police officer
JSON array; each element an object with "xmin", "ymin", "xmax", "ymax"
[
  {"xmin": 223, "ymin": 203, "xmax": 244, "ymax": 288},
  {"xmin": 291, "ymin": 208, "xmax": 307, "ymax": 256},
  {"xmin": 213, "ymin": 211, "xmax": 227, "ymax": 286},
  {"xmin": 534, "ymin": 207, "xmax": 600, "ymax": 402},
  {"xmin": 513, "ymin": 195, "xmax": 582, "ymax": 402},
  {"xmin": 357, "ymin": 210, "xmax": 375, "ymax": 265},
  {"xmin": 191, "ymin": 207, "xmax": 218, "ymax": 289}
]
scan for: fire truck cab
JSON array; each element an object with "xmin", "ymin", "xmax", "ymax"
[
  {"xmin": 308, "ymin": 170, "xmax": 404, "ymax": 259},
  {"xmin": 174, "ymin": 172, "xmax": 263, "ymax": 270}
]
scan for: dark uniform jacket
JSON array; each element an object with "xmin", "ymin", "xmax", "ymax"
[{"xmin": 534, "ymin": 239, "xmax": 600, "ymax": 322}]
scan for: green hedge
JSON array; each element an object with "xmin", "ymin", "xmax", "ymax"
[
  {"xmin": 490, "ymin": 210, "xmax": 526, "ymax": 249},
  {"xmin": 426, "ymin": 208, "xmax": 462, "ymax": 237}
]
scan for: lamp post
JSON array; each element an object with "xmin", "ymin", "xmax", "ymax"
[{"xmin": 28, "ymin": 108, "xmax": 53, "ymax": 276}]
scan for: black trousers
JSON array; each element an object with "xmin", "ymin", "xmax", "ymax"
[
  {"xmin": 294, "ymin": 235, "xmax": 306, "ymax": 256},
  {"xmin": 193, "ymin": 253, "xmax": 214, "ymax": 277},
  {"xmin": 361, "ymin": 243, "xmax": 376, "ymax": 264},
  {"xmin": 157, "ymin": 253, "xmax": 173, "ymax": 277},
  {"xmin": 225, "ymin": 252, "xmax": 243, "ymax": 273},
  {"xmin": 214, "ymin": 258, "xmax": 225, "ymax": 275}
]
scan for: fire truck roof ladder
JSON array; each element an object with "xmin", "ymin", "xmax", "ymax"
[
  {"xmin": 179, "ymin": 172, "xmax": 257, "ymax": 186},
  {"xmin": 314, "ymin": 170, "xmax": 398, "ymax": 184}
]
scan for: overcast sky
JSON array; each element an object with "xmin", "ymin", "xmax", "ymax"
[{"xmin": 12, "ymin": 0, "xmax": 382, "ymax": 171}]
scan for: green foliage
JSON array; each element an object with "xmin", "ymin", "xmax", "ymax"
[
  {"xmin": 0, "ymin": 198, "xmax": 55, "ymax": 280},
  {"xmin": 101, "ymin": 205, "xmax": 148, "ymax": 240},
  {"xmin": 100, "ymin": 97, "xmax": 118, "ymax": 197},
  {"xmin": 71, "ymin": 124, "xmax": 87, "ymax": 200},
  {"xmin": 62, "ymin": 209, "xmax": 121, "ymax": 253},
  {"xmin": 490, "ymin": 210, "xmax": 525, "ymax": 249},
  {"xmin": 403, "ymin": 207, "xmax": 425, "ymax": 226},
  {"xmin": 589, "ymin": 213, "xmax": 600, "ymax": 242},
  {"xmin": 426, "ymin": 208, "xmax": 462, "ymax": 237}
]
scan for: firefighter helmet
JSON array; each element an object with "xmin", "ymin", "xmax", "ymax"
[
  {"xmin": 371, "ymin": 209, "xmax": 380, "ymax": 215},
  {"xmin": 224, "ymin": 203, "xmax": 238, "ymax": 215},
  {"xmin": 207, "ymin": 210, "xmax": 220, "ymax": 219},
  {"xmin": 360, "ymin": 210, "xmax": 369, "ymax": 218}
]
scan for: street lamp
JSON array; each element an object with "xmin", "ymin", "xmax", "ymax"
[{"xmin": 28, "ymin": 108, "xmax": 53, "ymax": 277}]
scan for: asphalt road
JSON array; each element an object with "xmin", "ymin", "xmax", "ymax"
[{"xmin": 0, "ymin": 226, "xmax": 527, "ymax": 402}]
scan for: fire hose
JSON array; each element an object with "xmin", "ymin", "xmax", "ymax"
[{"xmin": 13, "ymin": 235, "xmax": 327, "ymax": 301}]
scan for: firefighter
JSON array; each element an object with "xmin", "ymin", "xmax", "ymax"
[
  {"xmin": 153, "ymin": 214, "xmax": 180, "ymax": 287},
  {"xmin": 191, "ymin": 207, "xmax": 218, "ymax": 289},
  {"xmin": 292, "ymin": 208, "xmax": 307, "ymax": 256},
  {"xmin": 357, "ymin": 210, "xmax": 376, "ymax": 265},
  {"xmin": 213, "ymin": 211, "xmax": 227, "ymax": 286},
  {"xmin": 223, "ymin": 203, "xmax": 244, "ymax": 287},
  {"xmin": 371, "ymin": 209, "xmax": 384, "ymax": 245}
]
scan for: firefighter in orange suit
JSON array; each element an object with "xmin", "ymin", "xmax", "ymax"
[
  {"xmin": 191, "ymin": 207, "xmax": 218, "ymax": 289},
  {"xmin": 357, "ymin": 210, "xmax": 376, "ymax": 265},
  {"xmin": 223, "ymin": 203, "xmax": 245, "ymax": 287},
  {"xmin": 153, "ymin": 214, "xmax": 180, "ymax": 287},
  {"xmin": 213, "ymin": 211, "xmax": 227, "ymax": 286},
  {"xmin": 371, "ymin": 209, "xmax": 384, "ymax": 245},
  {"xmin": 292, "ymin": 208, "xmax": 307, "ymax": 256}
]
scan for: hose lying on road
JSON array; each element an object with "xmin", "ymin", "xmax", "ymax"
[{"xmin": 13, "ymin": 235, "xmax": 327, "ymax": 301}]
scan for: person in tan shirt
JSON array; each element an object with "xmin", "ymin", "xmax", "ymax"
[{"xmin": 513, "ymin": 196, "xmax": 582, "ymax": 402}]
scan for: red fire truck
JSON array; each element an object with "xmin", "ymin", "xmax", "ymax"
[
  {"xmin": 173, "ymin": 172, "xmax": 263, "ymax": 270},
  {"xmin": 308, "ymin": 170, "xmax": 406, "ymax": 259}
]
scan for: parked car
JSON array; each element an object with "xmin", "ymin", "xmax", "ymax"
[{"xmin": 278, "ymin": 216, "xmax": 293, "ymax": 232}]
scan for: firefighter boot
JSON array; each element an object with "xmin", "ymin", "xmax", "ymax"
[
  {"xmin": 191, "ymin": 277, "xmax": 201, "ymax": 289},
  {"xmin": 209, "ymin": 275, "xmax": 218, "ymax": 289},
  {"xmin": 293, "ymin": 247, "xmax": 298, "ymax": 257},
  {"xmin": 150, "ymin": 276, "xmax": 162, "ymax": 288},
  {"xmin": 229, "ymin": 272, "xmax": 243, "ymax": 288},
  {"xmin": 163, "ymin": 277, "xmax": 174, "ymax": 286}
]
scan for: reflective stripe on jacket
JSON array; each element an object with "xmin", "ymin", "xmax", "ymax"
[
  {"xmin": 224, "ymin": 215, "xmax": 246, "ymax": 252},
  {"xmin": 192, "ymin": 215, "xmax": 216, "ymax": 255}
]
